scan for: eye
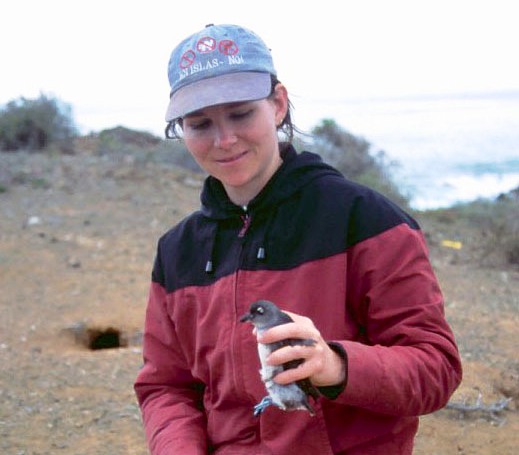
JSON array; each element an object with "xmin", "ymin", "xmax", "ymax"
[
  {"xmin": 186, "ymin": 119, "xmax": 211, "ymax": 131},
  {"xmin": 229, "ymin": 108, "xmax": 253, "ymax": 121},
  {"xmin": 254, "ymin": 306, "xmax": 264, "ymax": 315}
]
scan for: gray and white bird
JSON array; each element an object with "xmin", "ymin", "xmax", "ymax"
[{"xmin": 240, "ymin": 300, "xmax": 319, "ymax": 416}]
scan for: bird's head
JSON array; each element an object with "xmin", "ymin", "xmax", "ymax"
[{"xmin": 240, "ymin": 300, "xmax": 281, "ymax": 329}]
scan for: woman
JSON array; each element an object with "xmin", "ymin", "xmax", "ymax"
[{"xmin": 134, "ymin": 23, "xmax": 462, "ymax": 454}]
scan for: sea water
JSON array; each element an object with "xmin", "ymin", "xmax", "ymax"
[{"xmin": 296, "ymin": 91, "xmax": 519, "ymax": 210}]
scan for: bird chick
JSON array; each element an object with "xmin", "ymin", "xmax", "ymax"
[{"xmin": 240, "ymin": 300, "xmax": 319, "ymax": 416}]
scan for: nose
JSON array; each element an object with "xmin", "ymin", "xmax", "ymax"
[{"xmin": 213, "ymin": 123, "xmax": 237, "ymax": 149}]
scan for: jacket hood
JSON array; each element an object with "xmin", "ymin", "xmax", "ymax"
[{"xmin": 200, "ymin": 144, "xmax": 342, "ymax": 220}]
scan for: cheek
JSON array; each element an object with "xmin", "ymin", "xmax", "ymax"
[
  {"xmin": 183, "ymin": 135, "xmax": 210, "ymax": 163},
  {"xmin": 247, "ymin": 113, "xmax": 277, "ymax": 144}
]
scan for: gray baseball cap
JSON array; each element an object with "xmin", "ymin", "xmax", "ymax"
[{"xmin": 165, "ymin": 24, "xmax": 277, "ymax": 121}]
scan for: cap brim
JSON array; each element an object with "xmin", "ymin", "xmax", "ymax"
[{"xmin": 165, "ymin": 71, "xmax": 272, "ymax": 121}]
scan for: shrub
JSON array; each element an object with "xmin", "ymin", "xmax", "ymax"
[
  {"xmin": 0, "ymin": 94, "xmax": 77, "ymax": 153},
  {"xmin": 452, "ymin": 187, "xmax": 519, "ymax": 267},
  {"xmin": 309, "ymin": 119, "xmax": 409, "ymax": 208},
  {"xmin": 97, "ymin": 126, "xmax": 161, "ymax": 154}
]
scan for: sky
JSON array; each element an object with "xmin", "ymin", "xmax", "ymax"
[{"xmin": 2, "ymin": 0, "xmax": 519, "ymax": 136}]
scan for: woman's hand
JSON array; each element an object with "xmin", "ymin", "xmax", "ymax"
[{"xmin": 256, "ymin": 311, "xmax": 346, "ymax": 387}]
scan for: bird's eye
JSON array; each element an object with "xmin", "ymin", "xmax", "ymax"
[{"xmin": 255, "ymin": 306, "xmax": 264, "ymax": 315}]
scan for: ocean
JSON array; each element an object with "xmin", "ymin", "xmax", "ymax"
[{"xmin": 295, "ymin": 91, "xmax": 519, "ymax": 210}]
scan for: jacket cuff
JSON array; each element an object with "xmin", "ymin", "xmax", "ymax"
[{"xmin": 317, "ymin": 341, "xmax": 348, "ymax": 400}]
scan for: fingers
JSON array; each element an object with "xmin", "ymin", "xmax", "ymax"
[
  {"xmin": 267, "ymin": 342, "xmax": 320, "ymax": 367},
  {"xmin": 266, "ymin": 342, "xmax": 326, "ymax": 385},
  {"xmin": 269, "ymin": 342, "xmax": 345, "ymax": 387},
  {"xmin": 272, "ymin": 359, "xmax": 318, "ymax": 385},
  {"xmin": 257, "ymin": 318, "xmax": 319, "ymax": 345}
]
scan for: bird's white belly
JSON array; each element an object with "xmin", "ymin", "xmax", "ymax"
[{"xmin": 257, "ymin": 343, "xmax": 280, "ymax": 382}]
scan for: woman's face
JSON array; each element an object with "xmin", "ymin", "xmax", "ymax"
[{"xmin": 182, "ymin": 84, "xmax": 289, "ymax": 206}]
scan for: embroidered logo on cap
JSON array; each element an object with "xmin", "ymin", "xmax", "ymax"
[
  {"xmin": 219, "ymin": 40, "xmax": 239, "ymax": 55},
  {"xmin": 196, "ymin": 36, "xmax": 216, "ymax": 53},
  {"xmin": 177, "ymin": 36, "xmax": 243, "ymax": 80},
  {"xmin": 180, "ymin": 50, "xmax": 196, "ymax": 69}
]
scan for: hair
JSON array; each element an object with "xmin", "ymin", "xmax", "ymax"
[{"xmin": 165, "ymin": 74, "xmax": 297, "ymax": 142}]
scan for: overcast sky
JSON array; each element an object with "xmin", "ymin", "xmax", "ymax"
[{"xmin": 2, "ymin": 0, "xmax": 518, "ymax": 135}]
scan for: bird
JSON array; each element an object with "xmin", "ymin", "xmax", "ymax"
[{"xmin": 240, "ymin": 300, "xmax": 320, "ymax": 416}]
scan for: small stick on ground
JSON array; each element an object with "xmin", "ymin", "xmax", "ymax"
[{"xmin": 446, "ymin": 392, "xmax": 512, "ymax": 425}]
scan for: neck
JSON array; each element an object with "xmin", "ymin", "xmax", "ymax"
[{"xmin": 224, "ymin": 154, "xmax": 283, "ymax": 206}]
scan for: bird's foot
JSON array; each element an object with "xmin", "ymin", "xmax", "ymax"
[{"xmin": 253, "ymin": 396, "xmax": 274, "ymax": 416}]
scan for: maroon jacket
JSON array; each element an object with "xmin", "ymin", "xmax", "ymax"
[{"xmin": 135, "ymin": 146, "xmax": 462, "ymax": 454}]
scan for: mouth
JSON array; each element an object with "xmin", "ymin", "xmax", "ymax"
[{"xmin": 216, "ymin": 150, "xmax": 248, "ymax": 164}]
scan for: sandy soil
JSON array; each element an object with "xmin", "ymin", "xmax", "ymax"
[{"xmin": 0, "ymin": 150, "xmax": 517, "ymax": 454}]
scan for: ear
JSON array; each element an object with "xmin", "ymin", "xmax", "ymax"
[{"xmin": 271, "ymin": 83, "xmax": 289, "ymax": 126}]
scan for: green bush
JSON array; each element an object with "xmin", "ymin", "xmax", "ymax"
[
  {"xmin": 309, "ymin": 119, "xmax": 409, "ymax": 208},
  {"xmin": 0, "ymin": 94, "xmax": 77, "ymax": 152}
]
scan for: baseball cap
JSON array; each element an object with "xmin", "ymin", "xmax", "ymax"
[{"xmin": 165, "ymin": 24, "xmax": 277, "ymax": 121}]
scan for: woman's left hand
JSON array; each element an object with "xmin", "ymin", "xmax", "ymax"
[{"xmin": 256, "ymin": 311, "xmax": 346, "ymax": 387}]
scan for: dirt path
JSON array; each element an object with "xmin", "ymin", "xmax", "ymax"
[{"xmin": 1, "ymin": 151, "xmax": 517, "ymax": 454}]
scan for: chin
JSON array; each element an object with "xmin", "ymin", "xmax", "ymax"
[
  {"xmin": 213, "ymin": 166, "xmax": 247, "ymax": 182},
  {"xmin": 221, "ymin": 175, "xmax": 251, "ymax": 188}
]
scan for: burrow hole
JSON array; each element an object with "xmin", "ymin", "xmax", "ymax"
[
  {"xmin": 63, "ymin": 322, "xmax": 142, "ymax": 351},
  {"xmin": 86, "ymin": 327, "xmax": 127, "ymax": 350}
]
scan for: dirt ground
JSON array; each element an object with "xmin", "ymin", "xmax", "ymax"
[{"xmin": 1, "ymin": 150, "xmax": 517, "ymax": 454}]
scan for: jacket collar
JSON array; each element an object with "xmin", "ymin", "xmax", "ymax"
[{"xmin": 200, "ymin": 143, "xmax": 341, "ymax": 220}]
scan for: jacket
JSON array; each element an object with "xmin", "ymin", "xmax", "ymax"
[{"xmin": 134, "ymin": 144, "xmax": 462, "ymax": 454}]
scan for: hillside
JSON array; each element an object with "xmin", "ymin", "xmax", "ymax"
[{"xmin": 0, "ymin": 147, "xmax": 517, "ymax": 454}]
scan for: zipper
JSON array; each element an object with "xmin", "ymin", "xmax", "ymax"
[
  {"xmin": 238, "ymin": 207, "xmax": 252, "ymax": 238},
  {"xmin": 231, "ymin": 206, "xmax": 256, "ymax": 405}
]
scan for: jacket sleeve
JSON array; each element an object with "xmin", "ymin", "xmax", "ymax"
[
  {"xmin": 332, "ymin": 223, "xmax": 462, "ymax": 416},
  {"xmin": 134, "ymin": 279, "xmax": 208, "ymax": 455}
]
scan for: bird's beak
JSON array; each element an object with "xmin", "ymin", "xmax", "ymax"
[{"xmin": 239, "ymin": 313, "xmax": 253, "ymax": 323}]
